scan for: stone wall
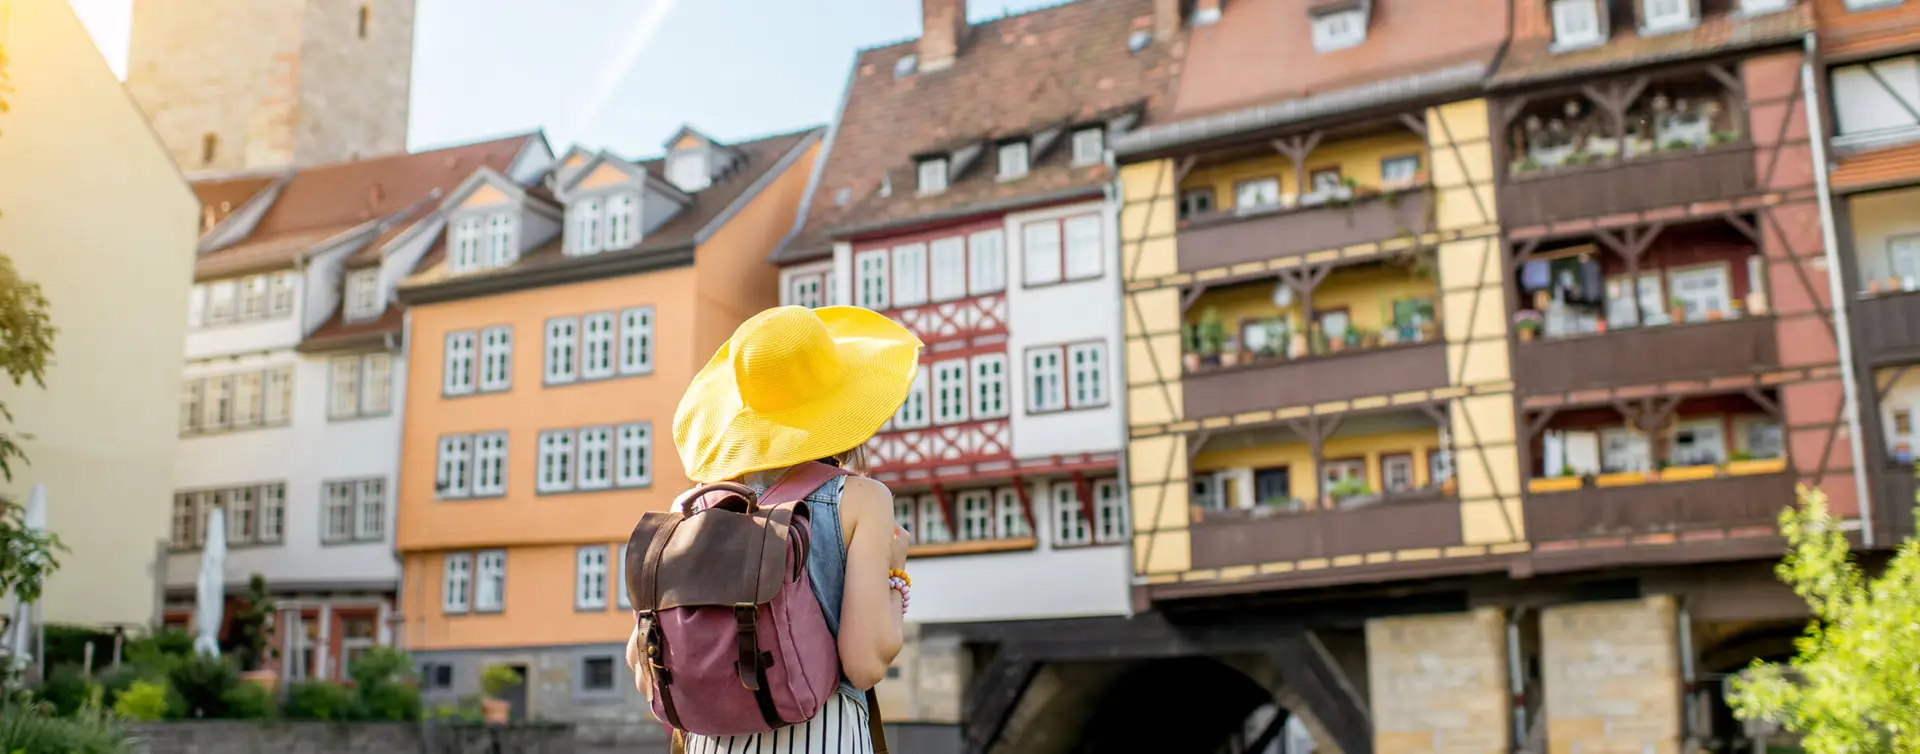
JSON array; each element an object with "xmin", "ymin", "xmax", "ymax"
[
  {"xmin": 414, "ymin": 643, "xmax": 668, "ymax": 749},
  {"xmin": 874, "ymin": 623, "xmax": 970, "ymax": 724},
  {"xmin": 1540, "ymin": 596, "xmax": 1684, "ymax": 754},
  {"xmin": 1366, "ymin": 608, "xmax": 1512, "ymax": 754},
  {"xmin": 127, "ymin": 721, "xmax": 573, "ymax": 754}
]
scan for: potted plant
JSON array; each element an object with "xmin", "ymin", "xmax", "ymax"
[
  {"xmin": 1512, "ymin": 310, "xmax": 1544, "ymax": 342},
  {"xmin": 480, "ymin": 665, "xmax": 522, "ymax": 725},
  {"xmin": 1328, "ymin": 477, "xmax": 1377, "ymax": 507},
  {"xmin": 1290, "ymin": 329, "xmax": 1310, "ymax": 359},
  {"xmin": 233, "ymin": 574, "xmax": 280, "ymax": 690},
  {"xmin": 1418, "ymin": 318, "xmax": 1440, "ymax": 342},
  {"xmin": 1261, "ymin": 320, "xmax": 1287, "ymax": 360},
  {"xmin": 1197, "ymin": 308, "xmax": 1227, "ymax": 368},
  {"xmin": 1220, "ymin": 336, "xmax": 1243, "ymax": 368},
  {"xmin": 1669, "ymin": 296, "xmax": 1688, "ymax": 324},
  {"xmin": 1311, "ymin": 324, "xmax": 1332, "ymax": 355},
  {"xmin": 1327, "ymin": 330, "xmax": 1347, "ymax": 353},
  {"xmin": 1181, "ymin": 322, "xmax": 1202, "ymax": 372}
]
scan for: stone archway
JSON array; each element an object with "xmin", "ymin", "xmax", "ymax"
[{"xmin": 1068, "ymin": 657, "xmax": 1279, "ymax": 754}]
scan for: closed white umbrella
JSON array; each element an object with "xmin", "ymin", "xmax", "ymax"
[
  {"xmin": 194, "ymin": 507, "xmax": 226, "ymax": 658},
  {"xmin": 8, "ymin": 484, "xmax": 46, "ymax": 672}
]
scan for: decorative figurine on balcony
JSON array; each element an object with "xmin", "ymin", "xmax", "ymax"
[{"xmin": 1512, "ymin": 310, "xmax": 1544, "ymax": 342}]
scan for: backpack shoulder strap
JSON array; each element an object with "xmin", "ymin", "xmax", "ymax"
[{"xmin": 758, "ymin": 461, "xmax": 850, "ymax": 511}]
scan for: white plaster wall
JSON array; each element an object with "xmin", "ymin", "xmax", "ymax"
[
  {"xmin": 1002, "ymin": 199, "xmax": 1126, "ymax": 459},
  {"xmin": 1847, "ymin": 187, "xmax": 1920, "ymax": 284},
  {"xmin": 171, "ymin": 348, "xmax": 405, "ymax": 590},
  {"xmin": 906, "ymin": 479, "xmax": 1130, "ymax": 624}
]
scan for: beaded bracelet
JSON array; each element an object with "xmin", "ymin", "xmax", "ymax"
[
  {"xmin": 887, "ymin": 575, "xmax": 912, "ymax": 614},
  {"xmin": 887, "ymin": 569, "xmax": 911, "ymax": 587}
]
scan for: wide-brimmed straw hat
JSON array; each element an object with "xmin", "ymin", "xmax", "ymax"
[{"xmin": 673, "ymin": 305, "xmax": 924, "ymax": 483}]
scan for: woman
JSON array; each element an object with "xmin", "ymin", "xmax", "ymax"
[{"xmin": 631, "ymin": 304, "xmax": 920, "ymax": 753}]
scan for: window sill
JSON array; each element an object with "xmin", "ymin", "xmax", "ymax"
[
  {"xmin": 435, "ymin": 492, "xmax": 508, "ymax": 502},
  {"xmin": 170, "ymin": 540, "xmax": 285, "ymax": 554},
  {"xmin": 320, "ymin": 537, "xmax": 386, "ymax": 547},
  {"xmin": 181, "ymin": 420, "xmax": 295, "ymax": 438},
  {"xmin": 327, "ymin": 411, "xmax": 393, "ymax": 423},
  {"xmin": 1052, "ymin": 539, "xmax": 1127, "ymax": 550},
  {"xmin": 542, "ymin": 369, "xmax": 655, "ymax": 390},
  {"xmin": 444, "ymin": 386, "xmax": 513, "ymax": 399},
  {"xmin": 908, "ymin": 537, "xmax": 1038, "ymax": 558},
  {"xmin": 192, "ymin": 314, "xmax": 296, "ymax": 331},
  {"xmin": 536, "ymin": 482, "xmax": 654, "ymax": 497},
  {"xmin": 1021, "ymin": 273, "xmax": 1105, "ymax": 291},
  {"xmin": 1027, "ymin": 402, "xmax": 1110, "ymax": 417}
]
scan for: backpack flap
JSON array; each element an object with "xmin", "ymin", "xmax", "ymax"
[{"xmin": 626, "ymin": 497, "xmax": 799, "ymax": 614}]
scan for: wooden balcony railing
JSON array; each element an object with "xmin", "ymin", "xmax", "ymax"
[
  {"xmin": 1512, "ymin": 316, "xmax": 1778, "ymax": 396},
  {"xmin": 1522, "ymin": 465, "xmax": 1793, "ymax": 543},
  {"xmin": 1183, "ymin": 341, "xmax": 1449, "ymax": 418},
  {"xmin": 1175, "ymin": 189, "xmax": 1434, "ymax": 273},
  {"xmin": 1854, "ymin": 290, "xmax": 1920, "ymax": 364},
  {"xmin": 1500, "ymin": 145, "xmax": 1757, "ymax": 226},
  {"xmin": 1188, "ymin": 489, "xmax": 1462, "ymax": 570}
]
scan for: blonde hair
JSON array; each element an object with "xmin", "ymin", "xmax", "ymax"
[{"xmin": 831, "ymin": 444, "xmax": 870, "ymax": 476}]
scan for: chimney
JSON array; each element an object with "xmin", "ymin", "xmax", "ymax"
[
  {"xmin": 919, "ymin": 0, "xmax": 969, "ymax": 72},
  {"xmin": 1195, "ymin": 0, "xmax": 1223, "ymax": 25},
  {"xmin": 1154, "ymin": 0, "xmax": 1181, "ymax": 40}
]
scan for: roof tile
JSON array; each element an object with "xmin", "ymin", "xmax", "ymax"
[{"xmin": 1491, "ymin": 3, "xmax": 1811, "ymax": 86}]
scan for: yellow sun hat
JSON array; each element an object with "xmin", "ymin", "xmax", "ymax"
[{"xmin": 673, "ymin": 305, "xmax": 924, "ymax": 483}]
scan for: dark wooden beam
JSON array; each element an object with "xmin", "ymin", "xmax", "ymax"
[
  {"xmin": 1744, "ymin": 387, "xmax": 1781, "ymax": 419},
  {"xmin": 1190, "ymin": 428, "xmax": 1214, "ymax": 461},
  {"xmin": 1398, "ymin": 112, "xmax": 1428, "ymax": 138},
  {"xmin": 1706, "ymin": 64, "xmax": 1744, "ymax": 99},
  {"xmin": 1722, "ymin": 212, "xmax": 1761, "ymax": 244},
  {"xmin": 1269, "ymin": 631, "xmax": 1373, "ymax": 754},
  {"xmin": 1010, "ymin": 474, "xmax": 1038, "ymax": 534},
  {"xmin": 961, "ymin": 652, "xmax": 1041, "ymax": 754},
  {"xmin": 1175, "ymin": 155, "xmax": 1199, "ymax": 185},
  {"xmin": 1878, "ymin": 365, "xmax": 1913, "ymax": 402},
  {"xmin": 1526, "ymin": 407, "xmax": 1561, "ymax": 440},
  {"xmin": 930, "ymin": 482, "xmax": 958, "ymax": 536},
  {"xmin": 1239, "ymin": 709, "xmax": 1291, "ymax": 754},
  {"xmin": 1181, "ymin": 283, "xmax": 1211, "ymax": 314},
  {"xmin": 1072, "ymin": 470, "xmax": 1098, "ymax": 529}
]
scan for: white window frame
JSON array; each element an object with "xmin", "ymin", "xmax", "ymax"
[
  {"xmin": 1053, "ymin": 484, "xmax": 1092, "ymax": 547},
  {"xmin": 1022, "ymin": 219, "xmax": 1064, "ymax": 286},
  {"xmin": 323, "ymin": 481, "xmax": 356, "ymax": 544},
  {"xmin": 329, "ymin": 357, "xmax": 362, "ymax": 419},
  {"xmin": 450, "ymin": 216, "xmax": 485, "ymax": 273},
  {"xmin": 932, "ymin": 359, "xmax": 970, "ymax": 425},
  {"xmin": 443, "ymin": 553, "xmax": 473, "ymax": 614},
  {"xmin": 356, "ymin": 478, "xmax": 385, "ymax": 542},
  {"xmin": 1382, "ymin": 154, "xmax": 1421, "ymax": 185},
  {"xmin": 362, "ymin": 353, "xmax": 392, "ymax": 415},
  {"xmin": 545, "ymin": 317, "xmax": 580, "ymax": 385},
  {"xmin": 1668, "ymin": 264, "xmax": 1732, "ymax": 323},
  {"xmin": 1027, "ymin": 347, "xmax": 1066, "ymax": 413},
  {"xmin": 856, "ymin": 250, "xmax": 891, "ymax": 310},
  {"xmin": 1071, "ymin": 128, "xmax": 1104, "ymax": 166},
  {"xmin": 620, "ymin": 307, "xmax": 655, "ymax": 376},
  {"xmin": 581, "ymin": 312, "xmax": 617, "ymax": 380},
  {"xmin": 578, "ymin": 426, "xmax": 614, "ymax": 491},
  {"xmin": 968, "ymin": 230, "xmax": 1006, "ymax": 295},
  {"xmin": 1310, "ymin": 8, "xmax": 1367, "ymax": 52},
  {"xmin": 1550, "ymin": 0, "xmax": 1605, "ymax": 49},
  {"xmin": 227, "ymin": 487, "xmax": 257, "ymax": 545},
  {"xmin": 669, "ymin": 152, "xmax": 711, "ymax": 192},
  {"xmin": 1067, "ymin": 342, "xmax": 1109, "ymax": 409},
  {"xmin": 997, "ymin": 141, "xmax": 1030, "ymax": 180},
  {"xmin": 616, "ymin": 422, "xmax": 653, "ymax": 488},
  {"xmin": 345, "ymin": 267, "xmax": 383, "ymax": 321},
  {"xmin": 607, "ymin": 193, "xmax": 640, "ymax": 249},
  {"xmin": 1667, "ymin": 417, "xmax": 1729, "ymax": 467},
  {"xmin": 1234, "ymin": 178, "xmax": 1281, "ymax": 211},
  {"xmin": 1092, "ymin": 479, "xmax": 1127, "ymax": 545},
  {"xmin": 1600, "ymin": 427, "xmax": 1652, "ymax": 473},
  {"xmin": 473, "ymin": 433, "xmax": 509, "ymax": 496},
  {"xmin": 231, "ymin": 372, "xmax": 261, "ymax": 428},
  {"xmin": 918, "ymin": 158, "xmax": 949, "ymax": 194},
  {"xmin": 474, "ymin": 550, "xmax": 507, "ymax": 612},
  {"xmin": 264, "ymin": 367, "xmax": 293, "ymax": 425},
  {"xmin": 1842, "ymin": 0, "xmax": 1903, "ymax": 10},
  {"xmin": 486, "ymin": 212, "xmax": 519, "ymax": 268},
  {"xmin": 893, "ymin": 369, "xmax": 932, "ymax": 429},
  {"xmin": 1063, "ymin": 214, "xmax": 1103, "ymax": 281},
  {"xmin": 570, "ymin": 198, "xmax": 605, "ymax": 256},
  {"xmin": 171, "ymin": 493, "xmax": 196, "ymax": 549},
  {"xmin": 955, "ymin": 491, "xmax": 994, "ymax": 541},
  {"xmin": 538, "ymin": 430, "xmax": 578, "ymax": 494},
  {"xmin": 930, "ymin": 237, "xmax": 968, "ymax": 302},
  {"xmin": 258, "ymin": 484, "xmax": 286, "ymax": 543},
  {"xmin": 576, "ymin": 545, "xmax": 610, "ymax": 610},
  {"xmin": 995, "ymin": 488, "xmax": 1030, "ymax": 538},
  {"xmin": 787, "ymin": 272, "xmax": 825, "ymax": 308},
  {"xmin": 1641, "ymin": 0, "xmax": 1694, "ymax": 32},
  {"xmin": 479, "ymin": 326, "xmax": 513, "ymax": 392},
  {"xmin": 444, "ymin": 331, "xmax": 478, "ymax": 395},
  {"xmin": 617, "ymin": 543, "xmax": 632, "ymax": 609},
  {"xmin": 971, "ymin": 354, "xmax": 1009, "ymax": 419},
  {"xmin": 436, "ymin": 435, "xmax": 474, "ymax": 499},
  {"xmin": 916, "ymin": 496, "xmax": 951, "ymax": 543},
  {"xmin": 1739, "ymin": 0, "xmax": 1789, "ymax": 12},
  {"xmin": 270, "ymin": 272, "xmax": 298, "ymax": 317},
  {"xmin": 892, "ymin": 243, "xmax": 929, "ymax": 308}
]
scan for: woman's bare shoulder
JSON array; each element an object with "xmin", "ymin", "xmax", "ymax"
[{"xmin": 838, "ymin": 475, "xmax": 895, "ymax": 523}]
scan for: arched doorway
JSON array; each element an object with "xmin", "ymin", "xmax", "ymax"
[{"xmin": 1070, "ymin": 657, "xmax": 1285, "ymax": 754}]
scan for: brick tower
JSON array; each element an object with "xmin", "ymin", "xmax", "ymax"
[{"xmin": 125, "ymin": 0, "xmax": 414, "ymax": 173}]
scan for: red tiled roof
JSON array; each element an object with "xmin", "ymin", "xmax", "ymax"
[
  {"xmin": 299, "ymin": 305, "xmax": 406, "ymax": 353},
  {"xmin": 775, "ymin": 0, "xmax": 1184, "ymax": 263},
  {"xmin": 347, "ymin": 199, "xmax": 439, "ymax": 267},
  {"xmin": 192, "ymin": 174, "xmax": 278, "ymax": 232},
  {"xmin": 1491, "ymin": 3, "xmax": 1811, "ymax": 86}
]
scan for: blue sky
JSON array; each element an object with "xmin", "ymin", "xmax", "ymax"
[{"xmin": 67, "ymin": 0, "xmax": 1062, "ymax": 159}]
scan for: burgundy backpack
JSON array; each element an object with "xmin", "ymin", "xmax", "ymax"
[{"xmin": 626, "ymin": 461, "xmax": 887, "ymax": 750}]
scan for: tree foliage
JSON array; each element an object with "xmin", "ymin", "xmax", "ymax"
[{"xmin": 1726, "ymin": 481, "xmax": 1920, "ymax": 752}]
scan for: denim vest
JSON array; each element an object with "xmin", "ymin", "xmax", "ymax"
[{"xmin": 746, "ymin": 472, "xmax": 863, "ymax": 705}]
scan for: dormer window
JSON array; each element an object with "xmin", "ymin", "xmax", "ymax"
[
  {"xmin": 345, "ymin": 268, "xmax": 383, "ymax": 322},
  {"xmin": 450, "ymin": 212, "xmax": 519, "ymax": 274},
  {"xmin": 1310, "ymin": 9, "xmax": 1367, "ymax": 52},
  {"xmin": 567, "ymin": 192, "xmax": 641, "ymax": 256},
  {"xmin": 1740, "ymin": 0, "xmax": 1789, "ymax": 13},
  {"xmin": 606, "ymin": 193, "xmax": 639, "ymax": 249},
  {"xmin": 918, "ymin": 157, "xmax": 949, "ymax": 195},
  {"xmin": 1071, "ymin": 128, "xmax": 1105, "ymax": 166},
  {"xmin": 998, "ymin": 141, "xmax": 1030, "ymax": 180},
  {"xmin": 1550, "ymin": 0, "xmax": 1604, "ymax": 49},
  {"xmin": 570, "ymin": 198, "xmax": 603, "ymax": 255},
  {"xmin": 1641, "ymin": 0, "xmax": 1694, "ymax": 32},
  {"xmin": 668, "ymin": 152, "xmax": 710, "ymax": 192}
]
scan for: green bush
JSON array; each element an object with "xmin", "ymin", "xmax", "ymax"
[
  {"xmin": 94, "ymin": 666, "xmax": 141, "ymax": 708},
  {"xmin": 359, "ymin": 681, "xmax": 420, "ymax": 722},
  {"xmin": 123, "ymin": 629, "xmax": 193, "ymax": 677},
  {"xmin": 347, "ymin": 647, "xmax": 420, "ymax": 721},
  {"xmin": 282, "ymin": 681, "xmax": 359, "ymax": 721},
  {"xmin": 479, "ymin": 665, "xmax": 522, "ymax": 700},
  {"xmin": 164, "ymin": 655, "xmax": 239, "ymax": 719},
  {"xmin": 40, "ymin": 626, "xmax": 116, "ymax": 673},
  {"xmin": 31, "ymin": 665, "xmax": 90, "ymax": 717},
  {"xmin": 109, "ymin": 681, "xmax": 166, "ymax": 722},
  {"xmin": 220, "ymin": 680, "xmax": 275, "ymax": 720},
  {"xmin": 0, "ymin": 703, "xmax": 133, "ymax": 754}
]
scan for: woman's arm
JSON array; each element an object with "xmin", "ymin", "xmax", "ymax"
[{"xmin": 836, "ymin": 475, "xmax": 906, "ymax": 689}]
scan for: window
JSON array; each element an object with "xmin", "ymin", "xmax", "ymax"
[
  {"xmin": 578, "ymin": 427, "xmax": 613, "ymax": 490},
  {"xmin": 330, "ymin": 357, "xmax": 361, "ymax": 419},
  {"xmin": 330, "ymin": 353, "xmax": 391, "ymax": 419},
  {"xmin": 180, "ymin": 380, "xmax": 204, "ymax": 434},
  {"xmin": 232, "ymin": 372, "xmax": 261, "ymax": 428},
  {"xmin": 1382, "ymin": 454, "xmax": 1416, "ymax": 493},
  {"xmin": 475, "ymin": 550, "xmax": 507, "ymax": 612},
  {"xmin": 580, "ymin": 313, "xmax": 616, "ymax": 380},
  {"xmin": 893, "ymin": 243, "xmax": 929, "ymax": 307},
  {"xmin": 450, "ymin": 216, "xmax": 485, "ymax": 273},
  {"xmin": 998, "ymin": 141, "xmax": 1030, "ymax": 180},
  {"xmin": 856, "ymin": 250, "xmax": 890, "ymax": 310},
  {"xmin": 181, "ymin": 365, "xmax": 293, "ymax": 435},
  {"xmin": 1668, "ymin": 418, "xmax": 1727, "ymax": 466},
  {"xmin": 207, "ymin": 282, "xmax": 237, "ymax": 325},
  {"xmin": 1321, "ymin": 459, "xmax": 1367, "ymax": 498},
  {"xmin": 270, "ymin": 273, "xmax": 297, "ymax": 317},
  {"xmin": 1092, "ymin": 480, "xmax": 1126, "ymax": 544},
  {"xmin": 916, "ymin": 497, "xmax": 951, "ymax": 543},
  {"xmin": 972, "ymin": 354, "xmax": 1008, "ymax": 419},
  {"xmin": 1067, "ymin": 343, "xmax": 1108, "ymax": 408},
  {"xmin": 620, "ymin": 307, "xmax": 655, "ymax": 375},
  {"xmin": 893, "ymin": 370, "xmax": 931, "ymax": 429},
  {"xmin": 969, "ymin": 230, "xmax": 1006, "ymax": 294},
  {"xmin": 918, "ymin": 158, "xmax": 949, "ymax": 194},
  {"xmin": 1310, "ymin": 8, "xmax": 1366, "ymax": 52},
  {"xmin": 340, "ymin": 615, "xmax": 377, "ymax": 676},
  {"xmin": 479, "ymin": 327, "xmax": 512, "ymax": 391},
  {"xmin": 1234, "ymin": 178, "xmax": 1282, "ymax": 210},
  {"xmin": 1551, "ymin": 0, "xmax": 1604, "ymax": 48},
  {"xmin": 581, "ymin": 657, "xmax": 617, "ymax": 693},
  {"xmin": 422, "ymin": 663, "xmax": 454, "ymax": 690},
  {"xmin": 443, "ymin": 554, "xmax": 473, "ymax": 614},
  {"xmin": 204, "ymin": 375, "xmax": 233, "ymax": 430},
  {"xmin": 1309, "ymin": 168, "xmax": 1344, "ymax": 196},
  {"xmin": 445, "ymin": 331, "xmax": 478, "ymax": 395},
  {"xmin": 345, "ymin": 268, "xmax": 383, "ymax": 321},
  {"xmin": 576, "ymin": 546, "xmax": 610, "ymax": 610},
  {"xmin": 539, "ymin": 430, "xmax": 578, "ymax": 493},
  {"xmin": 1022, "ymin": 220, "xmax": 1063, "ymax": 286},
  {"xmin": 1382, "ymin": 155, "xmax": 1421, "ymax": 186},
  {"xmin": 788, "ymin": 272, "xmax": 825, "ymax": 308},
  {"xmin": 171, "ymin": 493, "xmax": 196, "ymax": 548},
  {"xmin": 1254, "ymin": 467, "xmax": 1292, "ymax": 506},
  {"xmin": 607, "ymin": 193, "xmax": 640, "ymax": 248},
  {"xmin": 240, "ymin": 277, "xmax": 267, "ymax": 320},
  {"xmin": 1064, "ymin": 215, "xmax": 1102, "ymax": 280},
  {"xmin": 200, "ymin": 492, "xmax": 220, "ymax": 547},
  {"xmin": 930, "ymin": 238, "xmax": 967, "ymax": 301},
  {"xmin": 1601, "ymin": 427, "xmax": 1652, "ymax": 473},
  {"xmin": 1890, "ymin": 235, "xmax": 1920, "ymax": 290},
  {"xmin": 1071, "ymin": 128, "xmax": 1105, "ymax": 166},
  {"xmin": 436, "ymin": 435, "xmax": 474, "ymax": 498},
  {"xmin": 1180, "ymin": 188, "xmax": 1216, "ymax": 219},
  {"xmin": 931, "ymin": 359, "xmax": 969, "ymax": 425},
  {"xmin": 323, "ymin": 481, "xmax": 355, "ymax": 543},
  {"xmin": 669, "ymin": 152, "xmax": 711, "ymax": 192},
  {"xmin": 487, "ymin": 213, "xmax": 518, "ymax": 267},
  {"xmin": 259, "ymin": 483, "xmax": 286, "ymax": 543},
  {"xmin": 1028, "ymin": 348, "xmax": 1065, "ymax": 412},
  {"xmin": 996, "ymin": 488, "xmax": 1030, "ymax": 538},
  {"xmin": 356, "ymin": 478, "xmax": 385, "ymax": 541},
  {"xmin": 1738, "ymin": 417, "xmax": 1785, "ymax": 459},
  {"xmin": 956, "ymin": 491, "xmax": 993, "ymax": 541},
  {"xmin": 895, "ymin": 498, "xmax": 916, "ymax": 539},
  {"xmin": 1668, "ymin": 265, "xmax": 1731, "ymax": 322},
  {"xmin": 1642, "ymin": 0, "xmax": 1693, "ymax": 30},
  {"xmin": 545, "ymin": 317, "xmax": 579, "ymax": 384},
  {"xmin": 473, "ymin": 433, "xmax": 509, "ymax": 496},
  {"xmin": 570, "ymin": 198, "xmax": 604, "ymax": 255},
  {"xmin": 617, "ymin": 423, "xmax": 653, "ymax": 487},
  {"xmin": 1054, "ymin": 484, "xmax": 1091, "ymax": 546},
  {"xmin": 1842, "ymin": 0, "xmax": 1902, "ymax": 9}
]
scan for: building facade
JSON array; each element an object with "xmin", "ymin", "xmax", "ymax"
[
  {"xmin": 392, "ymin": 126, "xmax": 821, "ymax": 744},
  {"xmin": 126, "ymin": 0, "xmax": 415, "ymax": 173},
  {"xmin": 169, "ymin": 134, "xmax": 550, "ymax": 682},
  {"xmin": 768, "ymin": 0, "xmax": 1183, "ymax": 746},
  {"xmin": 0, "ymin": 0, "xmax": 199, "ymax": 630}
]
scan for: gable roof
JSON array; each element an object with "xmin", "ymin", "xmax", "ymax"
[
  {"xmin": 1490, "ymin": 1, "xmax": 1810, "ymax": 88},
  {"xmin": 192, "ymin": 174, "xmax": 279, "ymax": 232},
  {"xmin": 191, "ymin": 132, "xmax": 542, "ymax": 280},
  {"xmin": 399, "ymin": 127, "xmax": 824, "ymax": 305},
  {"xmin": 772, "ymin": 0, "xmax": 1184, "ymax": 264}
]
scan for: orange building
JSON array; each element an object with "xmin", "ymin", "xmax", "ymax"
[{"xmin": 392, "ymin": 126, "xmax": 823, "ymax": 730}]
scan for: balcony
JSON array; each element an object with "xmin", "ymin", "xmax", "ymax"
[
  {"xmin": 1189, "ymin": 491, "xmax": 1462, "ymax": 570},
  {"xmin": 1513, "ymin": 316, "xmax": 1778, "ymax": 396},
  {"xmin": 1176, "ymin": 188, "xmax": 1435, "ymax": 273},
  {"xmin": 1855, "ymin": 290, "xmax": 1920, "ymax": 364},
  {"xmin": 1523, "ymin": 463, "xmax": 1793, "ymax": 543},
  {"xmin": 1873, "ymin": 462, "xmax": 1918, "ymax": 540},
  {"xmin": 1501, "ymin": 145, "xmax": 1757, "ymax": 227},
  {"xmin": 1184, "ymin": 341, "xmax": 1448, "ymax": 420}
]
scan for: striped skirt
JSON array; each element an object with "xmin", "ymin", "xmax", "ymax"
[{"xmin": 679, "ymin": 691, "xmax": 875, "ymax": 754}]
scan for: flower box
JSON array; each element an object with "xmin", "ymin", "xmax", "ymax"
[
  {"xmin": 1594, "ymin": 471, "xmax": 1652, "ymax": 488},
  {"xmin": 1527, "ymin": 476, "xmax": 1584, "ymax": 494},
  {"xmin": 1727, "ymin": 457, "xmax": 1787, "ymax": 476},
  {"xmin": 1659, "ymin": 464, "xmax": 1718, "ymax": 482}
]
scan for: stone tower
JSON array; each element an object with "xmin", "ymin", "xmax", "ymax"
[{"xmin": 125, "ymin": 0, "xmax": 414, "ymax": 173}]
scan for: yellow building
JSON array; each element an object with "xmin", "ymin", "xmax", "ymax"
[{"xmin": 0, "ymin": 0, "xmax": 199, "ymax": 628}]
